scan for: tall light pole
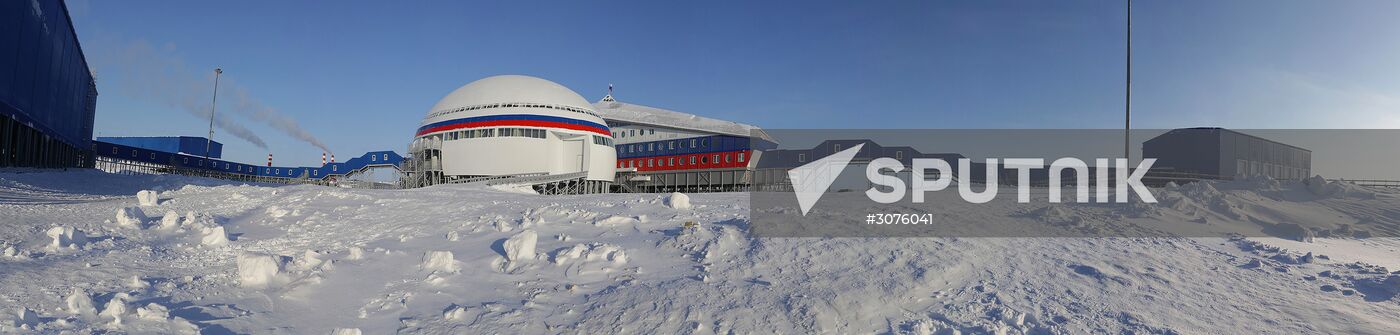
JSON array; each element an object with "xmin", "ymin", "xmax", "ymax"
[
  {"xmin": 1124, "ymin": 0, "xmax": 1132, "ymax": 162},
  {"xmin": 205, "ymin": 68, "xmax": 222, "ymax": 160}
]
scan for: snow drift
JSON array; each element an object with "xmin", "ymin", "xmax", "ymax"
[
  {"xmin": 3, "ymin": 170, "xmax": 1400, "ymax": 334},
  {"xmin": 237, "ymin": 252, "xmax": 285, "ymax": 288}
]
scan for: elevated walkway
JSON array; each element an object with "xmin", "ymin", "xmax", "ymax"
[{"xmin": 91, "ymin": 140, "xmax": 402, "ymax": 187}]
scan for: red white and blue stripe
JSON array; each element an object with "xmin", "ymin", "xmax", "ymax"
[{"xmin": 417, "ymin": 114, "xmax": 611, "ymax": 137}]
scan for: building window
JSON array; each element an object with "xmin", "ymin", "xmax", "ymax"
[
  {"xmin": 834, "ymin": 144, "xmax": 843, "ymax": 152},
  {"xmin": 798, "ymin": 154, "xmax": 807, "ymax": 162},
  {"xmin": 592, "ymin": 135, "xmax": 612, "ymax": 146},
  {"xmin": 690, "ymin": 139, "xmax": 697, "ymax": 148},
  {"xmin": 668, "ymin": 158, "xmax": 675, "ymax": 166},
  {"xmin": 724, "ymin": 154, "xmax": 731, "ymax": 163},
  {"xmin": 712, "ymin": 155, "xmax": 720, "ymax": 164},
  {"xmin": 896, "ymin": 151, "xmax": 903, "ymax": 160},
  {"xmin": 738, "ymin": 152, "xmax": 746, "ymax": 162},
  {"xmin": 690, "ymin": 156, "xmax": 696, "ymax": 165}
]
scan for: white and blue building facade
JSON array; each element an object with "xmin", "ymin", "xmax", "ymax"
[
  {"xmin": 594, "ymin": 95, "xmax": 776, "ymax": 192},
  {"xmin": 408, "ymin": 75, "xmax": 617, "ymax": 187}
]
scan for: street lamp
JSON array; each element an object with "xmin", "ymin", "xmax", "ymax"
[
  {"xmin": 205, "ymin": 68, "xmax": 222, "ymax": 160},
  {"xmin": 1124, "ymin": 0, "xmax": 1132, "ymax": 162}
]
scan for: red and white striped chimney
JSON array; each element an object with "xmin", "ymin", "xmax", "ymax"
[
  {"xmin": 321, "ymin": 152, "xmax": 327, "ymax": 166},
  {"xmin": 330, "ymin": 154, "xmax": 335, "ymax": 164},
  {"xmin": 267, "ymin": 154, "xmax": 273, "ymax": 167}
]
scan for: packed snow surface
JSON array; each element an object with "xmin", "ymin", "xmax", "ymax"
[{"xmin": 2, "ymin": 169, "xmax": 1400, "ymax": 334}]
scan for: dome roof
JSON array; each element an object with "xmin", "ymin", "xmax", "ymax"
[{"xmin": 423, "ymin": 75, "xmax": 600, "ymax": 126}]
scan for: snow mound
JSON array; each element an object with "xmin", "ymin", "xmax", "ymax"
[
  {"xmin": 551, "ymin": 243, "xmax": 629, "ymax": 277},
  {"xmin": 46, "ymin": 226, "xmax": 88, "ymax": 250},
  {"xmin": 443, "ymin": 305, "xmax": 469, "ymax": 320},
  {"xmin": 421, "ymin": 251, "xmax": 460, "ymax": 273},
  {"xmin": 665, "ymin": 192, "xmax": 692, "ymax": 210},
  {"xmin": 293, "ymin": 250, "xmax": 331, "ymax": 271},
  {"xmin": 593, "ymin": 215, "xmax": 640, "ymax": 226},
  {"xmin": 266, "ymin": 206, "xmax": 291, "ymax": 218},
  {"xmin": 503, "ymin": 230, "xmax": 538, "ymax": 262},
  {"xmin": 201, "ymin": 226, "xmax": 230, "ymax": 246},
  {"xmin": 99, "ymin": 293, "xmax": 129, "ymax": 324},
  {"xmin": 1028, "ymin": 206, "xmax": 1084, "ymax": 225},
  {"xmin": 237, "ymin": 252, "xmax": 286, "ymax": 288},
  {"xmin": 128, "ymin": 276, "xmax": 149, "ymax": 289},
  {"xmin": 136, "ymin": 303, "xmax": 169, "ymax": 321},
  {"xmin": 1304, "ymin": 175, "xmax": 1378, "ymax": 199},
  {"xmin": 136, "ymin": 190, "xmax": 159, "ymax": 206},
  {"xmin": 181, "ymin": 211, "xmax": 205, "ymax": 227},
  {"xmin": 65, "ymin": 288, "xmax": 96, "ymax": 319},
  {"xmin": 331, "ymin": 328, "xmax": 363, "ymax": 335},
  {"xmin": 159, "ymin": 211, "xmax": 181, "ymax": 230},
  {"xmin": 346, "ymin": 247, "xmax": 365, "ymax": 261},
  {"xmin": 115, "ymin": 207, "xmax": 145, "ymax": 228}
]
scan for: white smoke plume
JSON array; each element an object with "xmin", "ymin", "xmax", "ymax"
[
  {"xmin": 95, "ymin": 40, "xmax": 269, "ymax": 148},
  {"xmin": 91, "ymin": 39, "xmax": 329, "ymax": 153},
  {"xmin": 227, "ymin": 86, "xmax": 332, "ymax": 153}
]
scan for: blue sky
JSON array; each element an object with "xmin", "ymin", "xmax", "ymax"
[{"xmin": 68, "ymin": 0, "xmax": 1400, "ymax": 166}]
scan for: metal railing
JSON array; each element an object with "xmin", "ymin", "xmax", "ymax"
[
  {"xmin": 484, "ymin": 171, "xmax": 588, "ymax": 187},
  {"xmin": 1331, "ymin": 179, "xmax": 1400, "ymax": 188},
  {"xmin": 445, "ymin": 172, "xmax": 549, "ymax": 184}
]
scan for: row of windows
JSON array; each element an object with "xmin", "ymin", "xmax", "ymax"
[
  {"xmin": 612, "ymin": 128, "xmax": 656, "ymax": 138},
  {"xmin": 592, "ymin": 135, "xmax": 614, "ymax": 146},
  {"xmin": 444, "ymin": 128, "xmax": 548, "ymax": 141},
  {"xmin": 622, "ymin": 137, "xmax": 712, "ymax": 153},
  {"xmin": 114, "ymin": 146, "xmax": 253, "ymax": 172},
  {"xmin": 1229, "ymin": 136, "xmax": 1311, "ymax": 168},
  {"xmin": 621, "ymin": 152, "xmax": 747, "ymax": 168},
  {"xmin": 425, "ymin": 102, "xmax": 601, "ymax": 120},
  {"xmin": 1238, "ymin": 159, "xmax": 1309, "ymax": 180}
]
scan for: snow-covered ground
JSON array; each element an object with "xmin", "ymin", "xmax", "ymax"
[{"xmin": 2, "ymin": 169, "xmax": 1400, "ymax": 334}]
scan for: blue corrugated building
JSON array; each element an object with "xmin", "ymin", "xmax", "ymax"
[
  {"xmin": 0, "ymin": 0, "xmax": 98, "ymax": 168},
  {"xmin": 1144, "ymin": 128, "xmax": 1311, "ymax": 180},
  {"xmin": 97, "ymin": 136, "xmax": 223, "ymax": 159}
]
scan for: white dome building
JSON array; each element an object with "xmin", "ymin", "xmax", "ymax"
[{"xmin": 407, "ymin": 75, "xmax": 616, "ymax": 190}]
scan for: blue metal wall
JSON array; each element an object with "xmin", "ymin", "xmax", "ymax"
[
  {"xmin": 0, "ymin": 0, "xmax": 97, "ymax": 149},
  {"xmin": 615, "ymin": 135, "xmax": 751, "ymax": 159},
  {"xmin": 93, "ymin": 140, "xmax": 403, "ymax": 180},
  {"xmin": 97, "ymin": 136, "xmax": 224, "ymax": 159}
]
